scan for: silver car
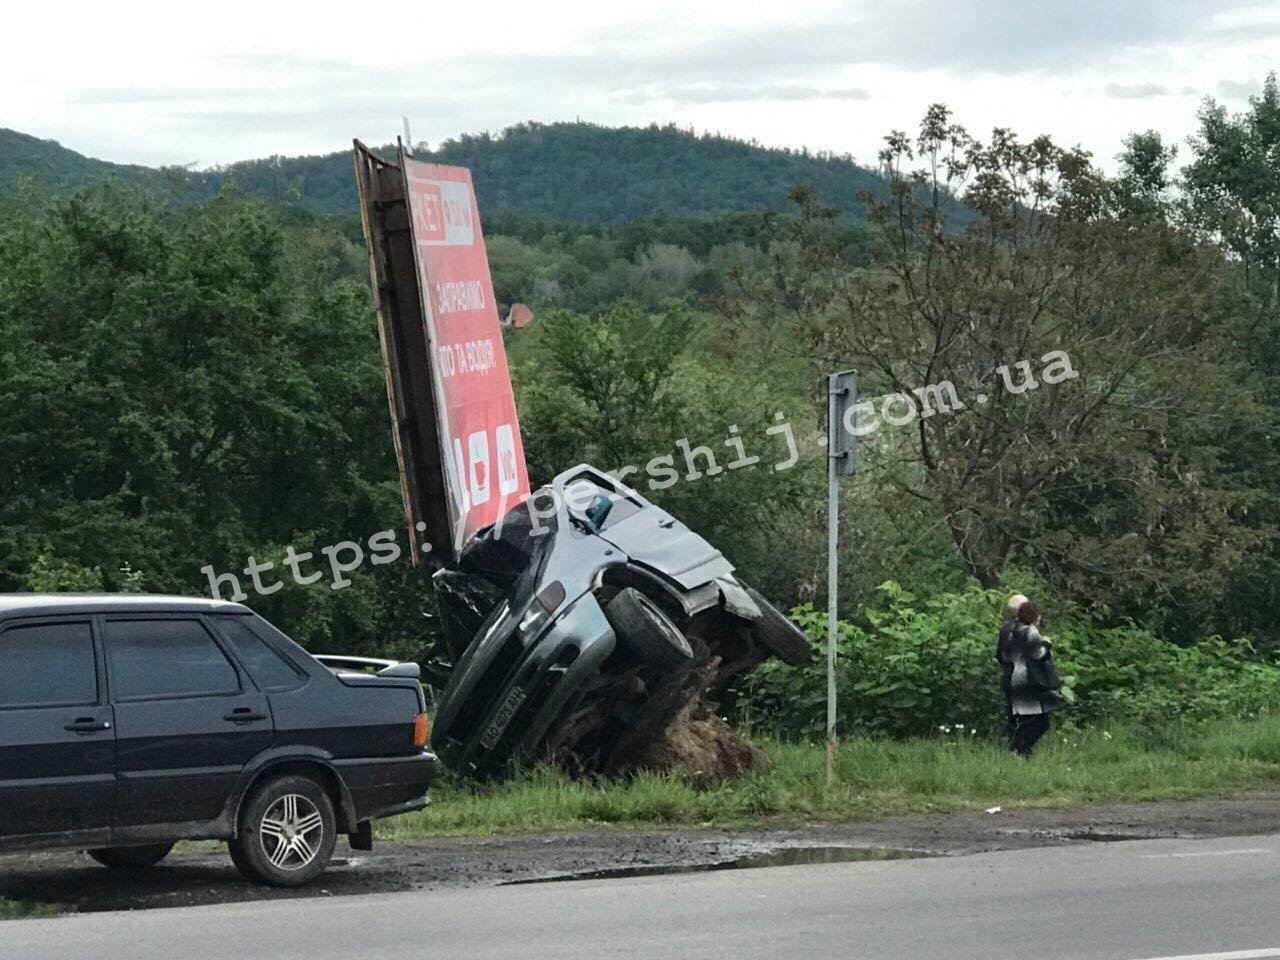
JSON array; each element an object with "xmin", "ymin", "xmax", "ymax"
[{"xmin": 429, "ymin": 465, "xmax": 809, "ymax": 777}]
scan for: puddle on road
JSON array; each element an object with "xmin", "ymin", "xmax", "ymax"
[
  {"xmin": 503, "ymin": 846, "xmax": 929, "ymax": 886},
  {"xmin": 997, "ymin": 827, "xmax": 1163, "ymax": 844}
]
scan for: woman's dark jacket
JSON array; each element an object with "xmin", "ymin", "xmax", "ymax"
[{"xmin": 1006, "ymin": 623, "xmax": 1065, "ymax": 716}]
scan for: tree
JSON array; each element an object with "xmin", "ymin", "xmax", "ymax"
[
  {"xmin": 735, "ymin": 105, "xmax": 1274, "ymax": 634},
  {"xmin": 1113, "ymin": 130, "xmax": 1177, "ymax": 219},
  {"xmin": 1182, "ymin": 73, "xmax": 1280, "ymax": 642},
  {"xmin": 0, "ymin": 185, "xmax": 435, "ymax": 651},
  {"xmin": 1184, "ymin": 73, "xmax": 1280, "ymax": 360}
]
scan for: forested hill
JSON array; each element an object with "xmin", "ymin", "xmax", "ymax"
[
  {"xmin": 0, "ymin": 121, "xmax": 885, "ymax": 222},
  {"xmin": 0, "ymin": 128, "xmax": 166, "ymax": 196}
]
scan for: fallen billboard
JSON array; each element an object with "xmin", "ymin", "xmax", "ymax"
[{"xmin": 353, "ymin": 142, "xmax": 529, "ymax": 563}]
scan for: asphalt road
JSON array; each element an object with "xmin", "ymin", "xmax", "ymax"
[{"xmin": 9, "ymin": 833, "xmax": 1280, "ymax": 960}]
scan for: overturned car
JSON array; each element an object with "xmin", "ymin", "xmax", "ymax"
[{"xmin": 429, "ymin": 465, "xmax": 809, "ymax": 778}]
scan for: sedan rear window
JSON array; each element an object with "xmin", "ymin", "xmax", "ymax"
[{"xmin": 213, "ymin": 616, "xmax": 304, "ymax": 691}]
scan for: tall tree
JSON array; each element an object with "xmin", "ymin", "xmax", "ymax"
[
  {"xmin": 1184, "ymin": 73, "xmax": 1280, "ymax": 360},
  {"xmin": 735, "ymin": 105, "xmax": 1274, "ymax": 633},
  {"xmin": 1182, "ymin": 73, "xmax": 1280, "ymax": 641}
]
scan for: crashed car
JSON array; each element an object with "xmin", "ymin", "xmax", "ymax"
[{"xmin": 428, "ymin": 465, "xmax": 809, "ymax": 777}]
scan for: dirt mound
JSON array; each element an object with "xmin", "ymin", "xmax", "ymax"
[
  {"xmin": 598, "ymin": 656, "xmax": 770, "ymax": 787},
  {"xmin": 633, "ymin": 701, "xmax": 770, "ymax": 788}
]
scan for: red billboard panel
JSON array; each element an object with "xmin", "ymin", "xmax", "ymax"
[{"xmin": 402, "ymin": 156, "xmax": 531, "ymax": 548}]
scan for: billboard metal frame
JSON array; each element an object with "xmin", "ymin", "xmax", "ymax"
[{"xmin": 353, "ymin": 140, "xmax": 456, "ymax": 567}]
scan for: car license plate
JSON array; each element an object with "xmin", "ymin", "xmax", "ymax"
[{"xmin": 480, "ymin": 686, "xmax": 528, "ymax": 749}]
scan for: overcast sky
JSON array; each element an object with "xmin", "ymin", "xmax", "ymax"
[{"xmin": 4, "ymin": 1, "xmax": 1277, "ymax": 173}]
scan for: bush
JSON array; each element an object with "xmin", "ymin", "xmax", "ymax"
[{"xmin": 739, "ymin": 582, "xmax": 1280, "ymax": 740}]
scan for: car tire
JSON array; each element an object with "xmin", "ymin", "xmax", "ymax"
[
  {"xmin": 745, "ymin": 586, "xmax": 811, "ymax": 665},
  {"xmin": 228, "ymin": 774, "xmax": 337, "ymax": 887},
  {"xmin": 86, "ymin": 843, "xmax": 174, "ymax": 871},
  {"xmin": 605, "ymin": 588, "xmax": 694, "ymax": 671}
]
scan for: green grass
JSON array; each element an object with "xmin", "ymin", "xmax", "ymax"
[
  {"xmin": 378, "ymin": 716, "xmax": 1280, "ymax": 839},
  {"xmin": 0, "ymin": 899, "xmax": 63, "ymax": 920}
]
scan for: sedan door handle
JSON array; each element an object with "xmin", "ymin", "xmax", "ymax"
[
  {"xmin": 65, "ymin": 718, "xmax": 111, "ymax": 733},
  {"xmin": 223, "ymin": 710, "xmax": 268, "ymax": 723}
]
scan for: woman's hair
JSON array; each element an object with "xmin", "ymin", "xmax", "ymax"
[
  {"xmin": 1005, "ymin": 594, "xmax": 1028, "ymax": 619},
  {"xmin": 1017, "ymin": 601, "xmax": 1041, "ymax": 626}
]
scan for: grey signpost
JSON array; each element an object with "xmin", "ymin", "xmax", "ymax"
[{"xmin": 826, "ymin": 371, "xmax": 858, "ymax": 786}]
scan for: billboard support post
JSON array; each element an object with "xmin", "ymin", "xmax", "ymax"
[{"xmin": 826, "ymin": 370, "xmax": 858, "ymax": 787}]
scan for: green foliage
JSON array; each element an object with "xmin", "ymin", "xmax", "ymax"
[
  {"xmin": 0, "ymin": 129, "xmax": 162, "ymax": 198},
  {"xmin": 734, "ymin": 105, "xmax": 1279, "ymax": 641},
  {"xmin": 742, "ymin": 583, "xmax": 1280, "ymax": 740},
  {"xmin": 5, "ymin": 95, "xmax": 1280, "ymax": 686},
  {"xmin": 0, "ymin": 185, "xmax": 434, "ymax": 650},
  {"xmin": 21, "ymin": 554, "xmax": 105, "ymax": 592},
  {"xmin": 1182, "ymin": 73, "xmax": 1280, "ymax": 645}
]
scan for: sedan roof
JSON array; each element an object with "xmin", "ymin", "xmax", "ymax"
[{"xmin": 0, "ymin": 594, "xmax": 251, "ymax": 618}]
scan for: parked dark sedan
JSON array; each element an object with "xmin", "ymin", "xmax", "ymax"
[{"xmin": 0, "ymin": 595, "xmax": 436, "ymax": 886}]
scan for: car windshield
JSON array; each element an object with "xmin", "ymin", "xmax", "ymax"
[{"xmin": 562, "ymin": 476, "xmax": 644, "ymax": 531}]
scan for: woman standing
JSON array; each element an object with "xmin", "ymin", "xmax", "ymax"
[
  {"xmin": 1007, "ymin": 601, "xmax": 1065, "ymax": 756},
  {"xmin": 996, "ymin": 594, "xmax": 1028, "ymax": 738}
]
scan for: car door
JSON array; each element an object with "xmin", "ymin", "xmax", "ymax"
[
  {"xmin": 103, "ymin": 615, "xmax": 273, "ymax": 837},
  {"xmin": 0, "ymin": 617, "xmax": 115, "ymax": 849}
]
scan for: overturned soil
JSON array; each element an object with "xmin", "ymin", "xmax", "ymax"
[{"xmin": 2, "ymin": 793, "xmax": 1277, "ymax": 916}]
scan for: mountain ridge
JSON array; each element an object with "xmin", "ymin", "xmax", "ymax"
[{"xmin": 0, "ymin": 121, "xmax": 886, "ymax": 223}]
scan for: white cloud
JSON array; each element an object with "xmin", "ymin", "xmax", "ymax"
[
  {"xmin": 1105, "ymin": 83, "xmax": 1170, "ymax": 99},
  {"xmin": 0, "ymin": 0, "xmax": 1274, "ymax": 173},
  {"xmin": 1217, "ymin": 77, "xmax": 1265, "ymax": 99}
]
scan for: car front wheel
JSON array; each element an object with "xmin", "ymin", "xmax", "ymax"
[
  {"xmin": 605, "ymin": 587, "xmax": 694, "ymax": 671},
  {"xmin": 228, "ymin": 774, "xmax": 336, "ymax": 887}
]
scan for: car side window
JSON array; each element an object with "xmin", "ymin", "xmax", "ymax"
[
  {"xmin": 213, "ymin": 616, "xmax": 304, "ymax": 692},
  {"xmin": 104, "ymin": 618, "xmax": 240, "ymax": 701},
  {"xmin": 0, "ymin": 621, "xmax": 98, "ymax": 709}
]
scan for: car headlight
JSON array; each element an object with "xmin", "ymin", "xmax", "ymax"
[
  {"xmin": 518, "ymin": 581, "xmax": 566, "ymax": 642},
  {"xmin": 518, "ymin": 603, "xmax": 550, "ymax": 640}
]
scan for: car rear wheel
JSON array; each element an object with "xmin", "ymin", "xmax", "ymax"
[
  {"xmin": 605, "ymin": 587, "xmax": 694, "ymax": 671},
  {"xmin": 745, "ymin": 586, "xmax": 811, "ymax": 665},
  {"xmin": 228, "ymin": 774, "xmax": 336, "ymax": 887},
  {"xmin": 86, "ymin": 843, "xmax": 174, "ymax": 871}
]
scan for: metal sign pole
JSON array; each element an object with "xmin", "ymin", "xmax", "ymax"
[
  {"xmin": 825, "ymin": 370, "xmax": 856, "ymax": 788},
  {"xmin": 826, "ymin": 381, "xmax": 839, "ymax": 787}
]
